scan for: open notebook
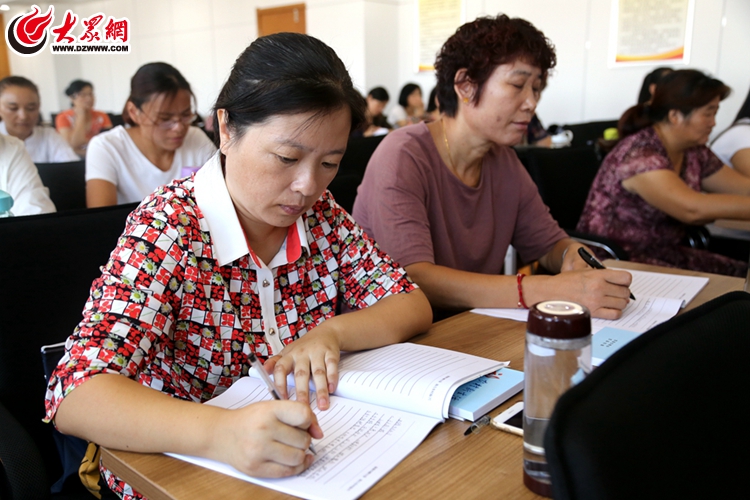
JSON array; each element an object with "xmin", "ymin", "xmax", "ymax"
[
  {"xmin": 168, "ymin": 343, "xmax": 505, "ymax": 500},
  {"xmin": 472, "ymin": 269, "xmax": 708, "ymax": 335}
]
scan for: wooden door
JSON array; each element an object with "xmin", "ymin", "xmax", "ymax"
[
  {"xmin": 0, "ymin": 15, "xmax": 12, "ymax": 79},
  {"xmin": 257, "ymin": 3, "xmax": 306, "ymax": 37}
]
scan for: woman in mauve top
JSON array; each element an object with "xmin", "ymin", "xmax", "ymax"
[
  {"xmin": 577, "ymin": 69, "xmax": 750, "ymax": 277},
  {"xmin": 354, "ymin": 15, "xmax": 633, "ymax": 320}
]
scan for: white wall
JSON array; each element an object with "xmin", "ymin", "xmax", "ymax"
[
  {"xmin": 5, "ymin": 0, "xmax": 749, "ymax": 136},
  {"xmin": 5, "ymin": 0, "xmax": 370, "ymax": 120},
  {"xmin": 393, "ymin": 0, "xmax": 750, "ymax": 136}
]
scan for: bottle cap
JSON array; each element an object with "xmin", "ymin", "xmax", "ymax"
[
  {"xmin": 0, "ymin": 190, "xmax": 14, "ymax": 212},
  {"xmin": 527, "ymin": 300, "xmax": 590, "ymax": 339}
]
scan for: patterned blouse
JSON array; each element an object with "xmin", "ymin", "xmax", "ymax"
[
  {"xmin": 577, "ymin": 126, "xmax": 746, "ymax": 276},
  {"xmin": 44, "ymin": 154, "xmax": 416, "ymax": 499}
]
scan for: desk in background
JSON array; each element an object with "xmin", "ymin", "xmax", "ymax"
[{"xmin": 101, "ymin": 261, "xmax": 743, "ymax": 500}]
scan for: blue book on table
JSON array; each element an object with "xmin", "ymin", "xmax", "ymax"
[
  {"xmin": 448, "ymin": 367, "xmax": 524, "ymax": 421},
  {"xmin": 592, "ymin": 327, "xmax": 641, "ymax": 366}
]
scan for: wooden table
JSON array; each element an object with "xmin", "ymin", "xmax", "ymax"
[{"xmin": 102, "ymin": 262, "xmax": 744, "ymax": 500}]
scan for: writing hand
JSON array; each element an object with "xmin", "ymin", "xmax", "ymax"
[{"xmin": 213, "ymin": 400, "xmax": 323, "ymax": 478}]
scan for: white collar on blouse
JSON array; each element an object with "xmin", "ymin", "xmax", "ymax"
[{"xmin": 193, "ymin": 153, "xmax": 309, "ymax": 267}]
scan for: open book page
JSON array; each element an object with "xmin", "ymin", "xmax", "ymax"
[
  {"xmin": 168, "ymin": 377, "xmax": 440, "ymax": 500},
  {"xmin": 333, "ymin": 343, "xmax": 506, "ymax": 419},
  {"xmin": 611, "ymin": 269, "xmax": 708, "ymax": 307},
  {"xmin": 471, "ymin": 295, "xmax": 682, "ymax": 335}
]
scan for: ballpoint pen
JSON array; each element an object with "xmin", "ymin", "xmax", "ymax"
[
  {"xmin": 577, "ymin": 247, "xmax": 636, "ymax": 300},
  {"xmin": 248, "ymin": 352, "xmax": 318, "ymax": 455}
]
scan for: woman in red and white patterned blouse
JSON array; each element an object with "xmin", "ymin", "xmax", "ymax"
[{"xmin": 44, "ymin": 33, "xmax": 431, "ymax": 499}]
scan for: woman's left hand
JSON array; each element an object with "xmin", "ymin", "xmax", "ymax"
[{"xmin": 264, "ymin": 327, "xmax": 341, "ymax": 411}]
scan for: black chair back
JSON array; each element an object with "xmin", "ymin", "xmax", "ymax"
[
  {"xmin": 0, "ymin": 203, "xmax": 137, "ymax": 482},
  {"xmin": 563, "ymin": 120, "xmax": 618, "ymax": 148},
  {"xmin": 515, "ymin": 146, "xmax": 600, "ymax": 231},
  {"xmin": 35, "ymin": 160, "xmax": 87, "ymax": 212},
  {"xmin": 545, "ymin": 291, "xmax": 750, "ymax": 499},
  {"xmin": 327, "ymin": 135, "xmax": 387, "ymax": 213},
  {"xmin": 107, "ymin": 113, "xmax": 125, "ymax": 127}
]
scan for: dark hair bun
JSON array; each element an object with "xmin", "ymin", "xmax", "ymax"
[{"xmin": 65, "ymin": 80, "xmax": 92, "ymax": 97}]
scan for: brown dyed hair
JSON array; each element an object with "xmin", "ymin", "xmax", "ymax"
[
  {"xmin": 619, "ymin": 69, "xmax": 730, "ymax": 138},
  {"xmin": 434, "ymin": 15, "xmax": 556, "ymax": 118}
]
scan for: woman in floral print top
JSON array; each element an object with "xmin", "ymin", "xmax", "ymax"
[
  {"xmin": 577, "ymin": 70, "xmax": 750, "ymax": 277},
  {"xmin": 44, "ymin": 33, "xmax": 431, "ymax": 499}
]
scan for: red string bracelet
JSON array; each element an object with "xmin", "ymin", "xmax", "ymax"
[{"xmin": 517, "ymin": 273, "xmax": 528, "ymax": 309}]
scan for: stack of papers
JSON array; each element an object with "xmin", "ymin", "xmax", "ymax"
[{"xmin": 472, "ymin": 270, "xmax": 709, "ymax": 365}]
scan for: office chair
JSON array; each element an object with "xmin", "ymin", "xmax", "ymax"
[
  {"xmin": 562, "ymin": 120, "xmax": 618, "ymax": 148},
  {"xmin": 326, "ymin": 135, "xmax": 387, "ymax": 213},
  {"xmin": 0, "ymin": 203, "xmax": 137, "ymax": 498},
  {"xmin": 516, "ymin": 146, "xmax": 628, "ymax": 260},
  {"xmin": 544, "ymin": 291, "xmax": 750, "ymax": 500},
  {"xmin": 35, "ymin": 160, "xmax": 87, "ymax": 212}
]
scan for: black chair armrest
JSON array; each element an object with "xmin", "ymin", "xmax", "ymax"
[
  {"xmin": 0, "ymin": 401, "xmax": 50, "ymax": 499},
  {"xmin": 565, "ymin": 230, "xmax": 629, "ymax": 261}
]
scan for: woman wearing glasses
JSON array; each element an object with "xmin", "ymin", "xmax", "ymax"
[{"xmin": 85, "ymin": 62, "xmax": 216, "ymax": 207}]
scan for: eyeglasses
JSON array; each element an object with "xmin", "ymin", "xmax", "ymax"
[{"xmin": 137, "ymin": 108, "xmax": 196, "ymax": 130}]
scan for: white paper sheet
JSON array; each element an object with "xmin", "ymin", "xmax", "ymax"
[
  {"xmin": 168, "ymin": 377, "xmax": 440, "ymax": 500},
  {"xmin": 471, "ymin": 270, "xmax": 707, "ymax": 334}
]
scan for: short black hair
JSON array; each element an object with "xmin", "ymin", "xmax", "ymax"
[
  {"xmin": 368, "ymin": 87, "xmax": 389, "ymax": 102},
  {"xmin": 0, "ymin": 76, "xmax": 39, "ymax": 97},
  {"xmin": 397, "ymin": 83, "xmax": 421, "ymax": 108},
  {"xmin": 212, "ymin": 32, "xmax": 365, "ymax": 149}
]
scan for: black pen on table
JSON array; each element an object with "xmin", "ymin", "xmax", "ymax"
[
  {"xmin": 248, "ymin": 352, "xmax": 318, "ymax": 455},
  {"xmin": 577, "ymin": 247, "xmax": 636, "ymax": 301}
]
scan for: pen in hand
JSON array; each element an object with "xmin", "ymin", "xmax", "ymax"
[
  {"xmin": 577, "ymin": 247, "xmax": 636, "ymax": 301},
  {"xmin": 248, "ymin": 352, "xmax": 318, "ymax": 455}
]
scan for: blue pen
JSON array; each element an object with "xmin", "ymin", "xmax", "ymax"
[{"xmin": 248, "ymin": 352, "xmax": 318, "ymax": 455}]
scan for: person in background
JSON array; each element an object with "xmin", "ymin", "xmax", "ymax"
[
  {"xmin": 55, "ymin": 80, "xmax": 112, "ymax": 157},
  {"xmin": 353, "ymin": 15, "xmax": 633, "ymax": 320},
  {"xmin": 44, "ymin": 33, "xmax": 431, "ymax": 498},
  {"xmin": 351, "ymin": 86, "xmax": 391, "ymax": 137},
  {"xmin": 0, "ymin": 134, "xmax": 55, "ymax": 215},
  {"xmin": 425, "ymin": 87, "xmax": 440, "ymax": 122},
  {"xmin": 85, "ymin": 63, "xmax": 216, "ymax": 207},
  {"xmin": 578, "ymin": 70, "xmax": 750, "ymax": 277},
  {"xmin": 387, "ymin": 83, "xmax": 425, "ymax": 128},
  {"xmin": 711, "ymin": 85, "xmax": 750, "ymax": 177},
  {"xmin": 0, "ymin": 76, "xmax": 79, "ymax": 163},
  {"xmin": 522, "ymin": 114, "xmax": 552, "ymax": 147},
  {"xmin": 637, "ymin": 67, "xmax": 673, "ymax": 104}
]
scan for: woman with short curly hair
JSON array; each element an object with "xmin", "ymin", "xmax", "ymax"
[{"xmin": 354, "ymin": 15, "xmax": 634, "ymax": 320}]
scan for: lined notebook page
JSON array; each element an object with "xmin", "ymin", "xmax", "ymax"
[
  {"xmin": 612, "ymin": 269, "xmax": 708, "ymax": 307},
  {"xmin": 168, "ymin": 377, "xmax": 440, "ymax": 500},
  {"xmin": 334, "ymin": 343, "xmax": 505, "ymax": 419}
]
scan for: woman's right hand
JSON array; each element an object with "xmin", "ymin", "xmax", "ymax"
[
  {"xmin": 527, "ymin": 269, "xmax": 632, "ymax": 319},
  {"xmin": 211, "ymin": 400, "xmax": 323, "ymax": 478}
]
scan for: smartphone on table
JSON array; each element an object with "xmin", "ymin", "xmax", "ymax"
[{"xmin": 492, "ymin": 401, "xmax": 523, "ymax": 436}]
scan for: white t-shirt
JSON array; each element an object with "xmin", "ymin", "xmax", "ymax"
[
  {"xmin": 85, "ymin": 125, "xmax": 217, "ymax": 204},
  {"xmin": 387, "ymin": 105, "xmax": 408, "ymax": 128},
  {"xmin": 0, "ymin": 134, "xmax": 56, "ymax": 215},
  {"xmin": 711, "ymin": 118, "xmax": 750, "ymax": 167},
  {"xmin": 0, "ymin": 122, "xmax": 79, "ymax": 163}
]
